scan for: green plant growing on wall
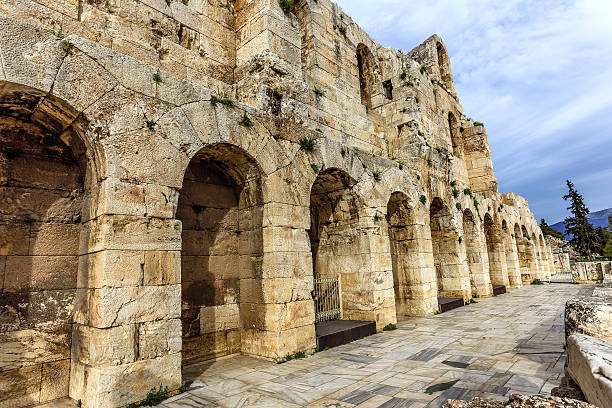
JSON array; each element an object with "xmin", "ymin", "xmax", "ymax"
[
  {"xmin": 398, "ymin": 161, "xmax": 405, "ymax": 170},
  {"xmin": 450, "ymin": 180, "xmax": 457, "ymax": 187},
  {"xmin": 456, "ymin": 203, "xmax": 462, "ymax": 211},
  {"xmin": 210, "ymin": 95, "xmax": 234, "ymax": 107},
  {"xmin": 299, "ymin": 137, "xmax": 316, "ymax": 151},
  {"xmin": 452, "ymin": 188, "xmax": 460, "ymax": 199},
  {"xmin": 338, "ymin": 26, "xmax": 347, "ymax": 37},
  {"xmin": 145, "ymin": 119, "xmax": 156, "ymax": 131},
  {"xmin": 373, "ymin": 171, "xmax": 381, "ymax": 182},
  {"xmin": 474, "ymin": 121, "xmax": 484, "ymax": 127},
  {"xmin": 463, "ymin": 188, "xmax": 472, "ymax": 196},
  {"xmin": 383, "ymin": 323, "xmax": 397, "ymax": 331},
  {"xmin": 420, "ymin": 195, "xmax": 427, "ymax": 205},
  {"xmin": 314, "ymin": 88, "xmax": 324, "ymax": 97},
  {"xmin": 310, "ymin": 163, "xmax": 319, "ymax": 174},
  {"xmin": 142, "ymin": 386, "xmax": 169, "ymax": 406},
  {"xmin": 49, "ymin": 29, "xmax": 65, "ymax": 39},
  {"xmin": 239, "ymin": 113, "xmax": 252, "ymax": 127},
  {"xmin": 458, "ymin": 236, "xmax": 463, "ymax": 244},
  {"xmin": 341, "ymin": 147, "xmax": 347, "ymax": 157},
  {"xmin": 420, "ymin": 66, "xmax": 427, "ymax": 74},
  {"xmin": 400, "ymin": 71, "xmax": 407, "ymax": 80},
  {"xmin": 374, "ymin": 214, "xmax": 382, "ymax": 222},
  {"xmin": 62, "ymin": 40, "xmax": 74, "ymax": 55},
  {"xmin": 278, "ymin": 0, "xmax": 294, "ymax": 13},
  {"xmin": 153, "ymin": 70, "xmax": 162, "ymax": 84},
  {"xmin": 473, "ymin": 198, "xmax": 479, "ymax": 208}
]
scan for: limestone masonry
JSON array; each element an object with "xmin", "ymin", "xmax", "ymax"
[{"xmin": 0, "ymin": 0, "xmax": 556, "ymax": 406}]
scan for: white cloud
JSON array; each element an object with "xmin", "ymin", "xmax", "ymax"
[{"xmin": 334, "ymin": 0, "xmax": 612, "ymax": 221}]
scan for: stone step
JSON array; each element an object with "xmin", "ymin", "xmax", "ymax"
[
  {"xmin": 315, "ymin": 320, "xmax": 377, "ymax": 350},
  {"xmin": 438, "ymin": 297, "xmax": 464, "ymax": 313}
]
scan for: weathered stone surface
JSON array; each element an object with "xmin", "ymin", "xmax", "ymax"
[
  {"xmin": 565, "ymin": 297, "xmax": 612, "ymax": 343},
  {"xmin": 0, "ymin": 2, "xmax": 556, "ymax": 407},
  {"xmin": 443, "ymin": 394, "xmax": 596, "ymax": 408},
  {"xmin": 567, "ymin": 334, "xmax": 612, "ymax": 408}
]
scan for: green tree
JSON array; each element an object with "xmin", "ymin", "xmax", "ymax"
[
  {"xmin": 563, "ymin": 180, "xmax": 600, "ymax": 258},
  {"xmin": 540, "ymin": 218, "xmax": 564, "ymax": 240},
  {"xmin": 604, "ymin": 216, "xmax": 612, "ymax": 257}
]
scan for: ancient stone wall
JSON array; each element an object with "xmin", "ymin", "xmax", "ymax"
[{"xmin": 0, "ymin": 1, "xmax": 555, "ymax": 406}]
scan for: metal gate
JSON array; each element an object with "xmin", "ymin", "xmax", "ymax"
[
  {"xmin": 548, "ymin": 271, "xmax": 574, "ymax": 283},
  {"xmin": 314, "ymin": 276, "xmax": 342, "ymax": 323}
]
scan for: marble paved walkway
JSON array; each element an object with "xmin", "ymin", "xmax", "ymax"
[{"xmin": 159, "ymin": 284, "xmax": 588, "ymax": 408}]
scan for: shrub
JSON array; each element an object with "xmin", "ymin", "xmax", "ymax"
[
  {"xmin": 398, "ymin": 161, "xmax": 405, "ymax": 170},
  {"xmin": 450, "ymin": 180, "xmax": 457, "ymax": 187},
  {"xmin": 473, "ymin": 198, "xmax": 479, "ymax": 208},
  {"xmin": 531, "ymin": 279, "xmax": 544, "ymax": 285},
  {"xmin": 310, "ymin": 163, "xmax": 319, "ymax": 174},
  {"xmin": 338, "ymin": 26, "xmax": 347, "ymax": 36},
  {"xmin": 474, "ymin": 121, "xmax": 484, "ymax": 127},
  {"xmin": 463, "ymin": 188, "xmax": 472, "ymax": 196},
  {"xmin": 374, "ymin": 214, "xmax": 382, "ymax": 222},
  {"xmin": 383, "ymin": 323, "xmax": 397, "ymax": 331},
  {"xmin": 179, "ymin": 383, "xmax": 188, "ymax": 393},
  {"xmin": 278, "ymin": 0, "xmax": 294, "ymax": 13},
  {"xmin": 299, "ymin": 137, "xmax": 316, "ymax": 151},
  {"xmin": 314, "ymin": 88, "xmax": 324, "ymax": 97},
  {"xmin": 420, "ymin": 66, "xmax": 427, "ymax": 74},
  {"xmin": 420, "ymin": 195, "xmax": 427, "ymax": 205},
  {"xmin": 458, "ymin": 236, "xmax": 463, "ymax": 244},
  {"xmin": 452, "ymin": 188, "xmax": 460, "ymax": 199},
  {"xmin": 341, "ymin": 147, "xmax": 347, "ymax": 157},
  {"xmin": 373, "ymin": 171, "xmax": 381, "ymax": 182},
  {"xmin": 210, "ymin": 95, "xmax": 234, "ymax": 107},
  {"xmin": 456, "ymin": 203, "xmax": 462, "ymax": 211}
]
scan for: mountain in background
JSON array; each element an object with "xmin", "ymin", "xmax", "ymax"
[{"xmin": 551, "ymin": 208, "xmax": 612, "ymax": 234}]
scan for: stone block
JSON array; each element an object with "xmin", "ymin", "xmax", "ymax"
[
  {"xmin": 200, "ymin": 303, "xmax": 240, "ymax": 334},
  {"xmin": 70, "ymin": 353, "xmax": 181, "ymax": 408},
  {"xmin": 78, "ymin": 250, "xmax": 144, "ymax": 289},
  {"xmin": 0, "ymin": 364, "xmax": 42, "ymax": 408},
  {"xmin": 567, "ymin": 334, "xmax": 612, "ymax": 408},
  {"xmin": 0, "ymin": 224, "xmax": 30, "ymax": 255},
  {"xmin": 143, "ymin": 250, "xmax": 181, "ymax": 285},
  {"xmin": 0, "ymin": 291, "xmax": 75, "ymax": 331},
  {"xmin": 0, "ymin": 326, "xmax": 71, "ymax": 371},
  {"xmin": 566, "ymin": 297, "xmax": 612, "ymax": 343},
  {"xmin": 71, "ymin": 324, "xmax": 137, "ymax": 367},
  {"xmin": 138, "ymin": 319, "xmax": 182, "ymax": 360},
  {"xmin": 86, "ymin": 285, "xmax": 181, "ymax": 328},
  {"xmin": 40, "ymin": 359, "xmax": 70, "ymax": 403},
  {"xmin": 4, "ymin": 255, "xmax": 78, "ymax": 292}
]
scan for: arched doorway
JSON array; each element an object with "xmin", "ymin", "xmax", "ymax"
[
  {"xmin": 462, "ymin": 210, "xmax": 491, "ymax": 298},
  {"xmin": 308, "ymin": 169, "xmax": 386, "ymax": 334},
  {"xmin": 356, "ymin": 44, "xmax": 377, "ymax": 109},
  {"xmin": 177, "ymin": 143, "xmax": 264, "ymax": 365},
  {"xmin": 0, "ymin": 86, "xmax": 92, "ymax": 407}
]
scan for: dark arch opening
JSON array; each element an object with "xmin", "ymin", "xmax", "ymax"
[
  {"xmin": 356, "ymin": 44, "xmax": 376, "ymax": 109},
  {"xmin": 177, "ymin": 143, "xmax": 264, "ymax": 366}
]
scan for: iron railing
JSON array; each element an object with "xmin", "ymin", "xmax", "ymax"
[{"xmin": 314, "ymin": 276, "xmax": 342, "ymax": 323}]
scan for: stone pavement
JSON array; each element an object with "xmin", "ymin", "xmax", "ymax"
[
  {"xmin": 162, "ymin": 284, "xmax": 588, "ymax": 408},
  {"xmin": 36, "ymin": 284, "xmax": 589, "ymax": 408}
]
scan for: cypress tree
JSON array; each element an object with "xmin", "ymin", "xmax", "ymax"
[
  {"xmin": 563, "ymin": 180, "xmax": 600, "ymax": 258},
  {"xmin": 540, "ymin": 218, "xmax": 564, "ymax": 240}
]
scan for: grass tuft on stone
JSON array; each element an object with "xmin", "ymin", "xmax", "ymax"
[
  {"xmin": 383, "ymin": 323, "xmax": 397, "ymax": 331},
  {"xmin": 531, "ymin": 278, "xmax": 544, "ymax": 285},
  {"xmin": 278, "ymin": 0, "xmax": 294, "ymax": 13},
  {"xmin": 62, "ymin": 40, "xmax": 74, "ymax": 55},
  {"xmin": 210, "ymin": 95, "xmax": 234, "ymax": 107},
  {"xmin": 239, "ymin": 113, "xmax": 253, "ymax": 127},
  {"xmin": 299, "ymin": 137, "xmax": 316, "ymax": 151}
]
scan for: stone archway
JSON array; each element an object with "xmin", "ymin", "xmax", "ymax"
[
  {"xmin": 308, "ymin": 168, "xmax": 392, "ymax": 329},
  {"xmin": 0, "ymin": 83, "xmax": 94, "ymax": 407},
  {"xmin": 462, "ymin": 209, "xmax": 491, "ymax": 298},
  {"xmin": 177, "ymin": 143, "xmax": 264, "ymax": 366}
]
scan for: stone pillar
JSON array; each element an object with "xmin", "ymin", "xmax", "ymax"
[
  {"xmin": 504, "ymin": 235, "xmax": 522, "ymax": 288},
  {"xmin": 70, "ymin": 180, "xmax": 182, "ymax": 408},
  {"xmin": 241, "ymin": 202, "xmax": 317, "ymax": 359}
]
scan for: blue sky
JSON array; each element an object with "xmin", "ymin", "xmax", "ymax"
[{"xmin": 334, "ymin": 0, "xmax": 612, "ymax": 224}]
